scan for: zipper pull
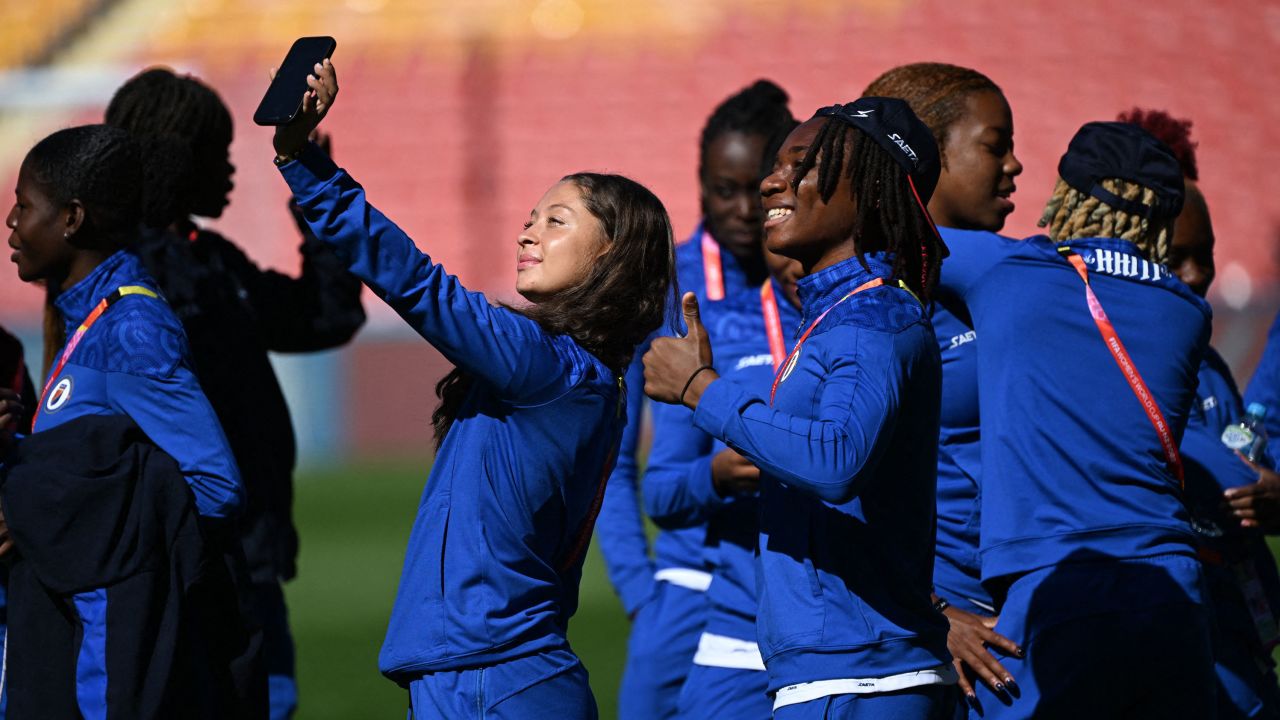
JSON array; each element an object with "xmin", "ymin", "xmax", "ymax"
[{"xmin": 616, "ymin": 374, "xmax": 624, "ymax": 419}]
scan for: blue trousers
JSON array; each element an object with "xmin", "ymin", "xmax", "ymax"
[
  {"xmin": 773, "ymin": 684, "xmax": 961, "ymax": 719},
  {"xmin": 676, "ymin": 663, "xmax": 771, "ymax": 720},
  {"xmin": 407, "ymin": 649, "xmax": 596, "ymax": 719},
  {"xmin": 619, "ymin": 581, "xmax": 707, "ymax": 720},
  {"xmin": 973, "ymin": 554, "xmax": 1214, "ymax": 720}
]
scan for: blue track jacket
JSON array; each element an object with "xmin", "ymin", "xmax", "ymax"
[
  {"xmin": 691, "ymin": 253, "xmax": 950, "ymax": 691},
  {"xmin": 34, "ymin": 249, "xmax": 241, "ymax": 518},
  {"xmin": 279, "ymin": 145, "xmax": 623, "ymax": 679},
  {"xmin": 941, "ymin": 235, "xmax": 1210, "ymax": 590},
  {"xmin": 1245, "ymin": 309, "xmax": 1280, "ymax": 444},
  {"xmin": 29, "ymin": 249, "xmax": 243, "ymax": 719},
  {"xmin": 930, "ymin": 227, "xmax": 1008, "ymax": 611},
  {"xmin": 598, "ymin": 224, "xmax": 756, "ymax": 613}
]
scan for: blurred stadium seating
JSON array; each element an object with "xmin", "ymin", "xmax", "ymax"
[
  {"xmin": 1, "ymin": 0, "xmax": 1278, "ymax": 461},
  {"xmin": 0, "ymin": 0, "xmax": 107, "ymax": 70}
]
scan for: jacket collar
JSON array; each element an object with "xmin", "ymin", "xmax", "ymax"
[
  {"xmin": 796, "ymin": 252, "xmax": 893, "ymax": 325},
  {"xmin": 53, "ymin": 250, "xmax": 148, "ymax": 328}
]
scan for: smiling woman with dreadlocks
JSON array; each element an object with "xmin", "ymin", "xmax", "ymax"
[
  {"xmin": 938, "ymin": 122, "xmax": 1214, "ymax": 718},
  {"xmin": 644, "ymin": 97, "xmax": 956, "ymax": 719}
]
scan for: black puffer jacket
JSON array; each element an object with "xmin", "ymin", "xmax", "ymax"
[{"xmin": 131, "ymin": 216, "xmax": 365, "ymax": 583}]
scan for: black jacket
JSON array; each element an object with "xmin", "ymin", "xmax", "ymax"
[
  {"xmin": 132, "ymin": 217, "xmax": 364, "ymax": 582},
  {"xmin": 2, "ymin": 414, "xmax": 265, "ymax": 719}
]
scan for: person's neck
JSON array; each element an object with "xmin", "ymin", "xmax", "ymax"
[
  {"xmin": 59, "ymin": 248, "xmax": 115, "ymax": 292},
  {"xmin": 729, "ymin": 249, "xmax": 769, "ymax": 286}
]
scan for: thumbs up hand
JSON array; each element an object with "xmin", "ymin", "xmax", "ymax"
[{"xmin": 643, "ymin": 292, "xmax": 717, "ymax": 408}]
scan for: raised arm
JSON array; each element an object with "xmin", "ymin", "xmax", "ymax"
[
  {"xmin": 688, "ymin": 346, "xmax": 897, "ymax": 505},
  {"xmin": 279, "ymin": 146, "xmax": 584, "ymax": 402},
  {"xmin": 642, "ymin": 294, "xmax": 897, "ymax": 505},
  {"xmin": 271, "ymin": 61, "xmax": 586, "ymax": 402}
]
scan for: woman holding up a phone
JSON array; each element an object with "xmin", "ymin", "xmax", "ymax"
[{"xmin": 271, "ymin": 60, "xmax": 675, "ymax": 718}]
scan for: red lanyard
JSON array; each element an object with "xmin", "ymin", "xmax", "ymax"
[
  {"xmin": 770, "ymin": 277, "xmax": 884, "ymax": 404},
  {"xmin": 1061, "ymin": 248, "xmax": 1185, "ymax": 489},
  {"xmin": 701, "ymin": 231, "xmax": 725, "ymax": 301},
  {"xmin": 760, "ymin": 281, "xmax": 786, "ymax": 371},
  {"xmin": 34, "ymin": 285, "xmax": 158, "ymax": 427}
]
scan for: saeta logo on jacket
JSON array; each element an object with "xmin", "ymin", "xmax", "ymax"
[{"xmin": 46, "ymin": 377, "xmax": 73, "ymax": 412}]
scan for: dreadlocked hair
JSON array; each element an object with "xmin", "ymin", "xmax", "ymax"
[
  {"xmin": 699, "ymin": 79, "xmax": 794, "ymax": 180},
  {"xmin": 105, "ymin": 67, "xmax": 233, "ymax": 225},
  {"xmin": 793, "ymin": 118, "xmax": 944, "ymax": 303},
  {"xmin": 1039, "ymin": 177, "xmax": 1174, "ymax": 263},
  {"xmin": 862, "ymin": 62, "xmax": 1003, "ymax": 164},
  {"xmin": 1116, "ymin": 108, "xmax": 1198, "ymax": 181},
  {"xmin": 431, "ymin": 172, "xmax": 676, "ymax": 448}
]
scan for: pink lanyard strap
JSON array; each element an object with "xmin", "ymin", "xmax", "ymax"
[
  {"xmin": 1060, "ymin": 247, "xmax": 1185, "ymax": 489},
  {"xmin": 770, "ymin": 277, "xmax": 884, "ymax": 404},
  {"xmin": 701, "ymin": 231, "xmax": 725, "ymax": 301},
  {"xmin": 34, "ymin": 285, "xmax": 158, "ymax": 427},
  {"xmin": 760, "ymin": 281, "xmax": 786, "ymax": 371}
]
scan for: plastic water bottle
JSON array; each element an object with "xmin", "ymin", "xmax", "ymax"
[{"xmin": 1222, "ymin": 402, "xmax": 1270, "ymax": 462}]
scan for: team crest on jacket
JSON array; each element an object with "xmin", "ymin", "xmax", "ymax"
[{"xmin": 46, "ymin": 377, "xmax": 73, "ymax": 412}]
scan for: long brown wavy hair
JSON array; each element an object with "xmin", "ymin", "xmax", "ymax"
[{"xmin": 431, "ymin": 172, "xmax": 677, "ymax": 448}]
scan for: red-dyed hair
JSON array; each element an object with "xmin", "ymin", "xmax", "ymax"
[{"xmin": 1117, "ymin": 107, "xmax": 1199, "ymax": 180}]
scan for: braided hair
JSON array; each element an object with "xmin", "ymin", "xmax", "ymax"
[
  {"xmin": 863, "ymin": 63, "xmax": 1003, "ymax": 165},
  {"xmin": 105, "ymin": 67, "xmax": 234, "ymax": 224},
  {"xmin": 24, "ymin": 124, "xmax": 156, "ymax": 374},
  {"xmin": 699, "ymin": 79, "xmax": 794, "ymax": 181},
  {"xmin": 792, "ymin": 118, "xmax": 945, "ymax": 302},
  {"xmin": 1039, "ymin": 177, "xmax": 1174, "ymax": 263},
  {"xmin": 25, "ymin": 125, "xmax": 146, "ymax": 242}
]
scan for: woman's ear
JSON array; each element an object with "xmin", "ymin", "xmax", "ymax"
[{"xmin": 62, "ymin": 199, "xmax": 85, "ymax": 241}]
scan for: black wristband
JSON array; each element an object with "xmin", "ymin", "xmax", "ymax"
[
  {"xmin": 933, "ymin": 597, "xmax": 951, "ymax": 614},
  {"xmin": 679, "ymin": 364, "xmax": 714, "ymax": 405}
]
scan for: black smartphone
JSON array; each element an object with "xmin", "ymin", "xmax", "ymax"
[{"xmin": 253, "ymin": 36, "xmax": 337, "ymax": 126}]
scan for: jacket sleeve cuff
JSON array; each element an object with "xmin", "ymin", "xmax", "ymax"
[
  {"xmin": 692, "ymin": 378, "xmax": 751, "ymax": 440},
  {"xmin": 277, "ymin": 142, "xmax": 342, "ymax": 202}
]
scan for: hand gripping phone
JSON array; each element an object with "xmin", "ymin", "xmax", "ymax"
[{"xmin": 253, "ymin": 36, "xmax": 337, "ymax": 126}]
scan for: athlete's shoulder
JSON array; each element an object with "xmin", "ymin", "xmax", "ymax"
[
  {"xmin": 827, "ymin": 284, "xmax": 930, "ymax": 336},
  {"xmin": 80, "ymin": 293, "xmax": 189, "ymax": 379}
]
